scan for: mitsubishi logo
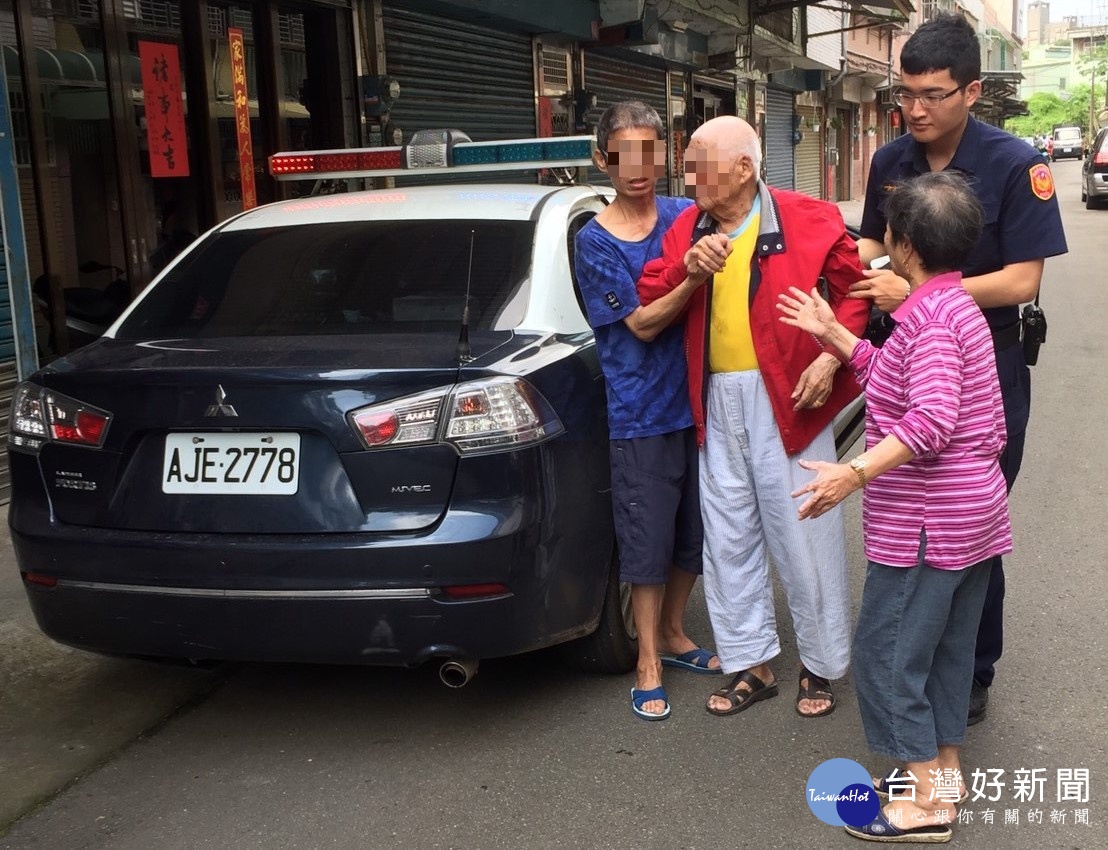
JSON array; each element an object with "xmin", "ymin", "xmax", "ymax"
[{"xmin": 204, "ymin": 385, "xmax": 239, "ymax": 418}]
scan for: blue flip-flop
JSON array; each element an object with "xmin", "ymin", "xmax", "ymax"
[
  {"xmin": 660, "ymin": 647, "xmax": 722, "ymax": 674},
  {"xmin": 630, "ymin": 686, "xmax": 671, "ymax": 721},
  {"xmin": 843, "ymin": 809, "xmax": 952, "ymax": 843}
]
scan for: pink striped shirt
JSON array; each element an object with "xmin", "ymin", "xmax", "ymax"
[{"xmin": 849, "ymin": 271, "xmax": 1012, "ymax": 570}]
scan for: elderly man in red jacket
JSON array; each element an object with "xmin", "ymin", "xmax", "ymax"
[{"xmin": 638, "ymin": 115, "xmax": 869, "ymax": 718}]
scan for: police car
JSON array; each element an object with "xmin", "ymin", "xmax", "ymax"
[{"xmin": 8, "ymin": 131, "xmax": 862, "ymax": 684}]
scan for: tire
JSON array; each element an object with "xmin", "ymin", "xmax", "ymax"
[
  {"xmin": 1082, "ymin": 183, "xmax": 1087, "ymax": 202},
  {"xmin": 1087, "ymin": 191, "xmax": 1099, "ymax": 210},
  {"xmin": 562, "ymin": 550, "xmax": 637, "ymax": 674}
]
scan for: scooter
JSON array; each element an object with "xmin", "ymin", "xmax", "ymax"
[{"xmin": 34, "ymin": 261, "xmax": 131, "ymax": 351}]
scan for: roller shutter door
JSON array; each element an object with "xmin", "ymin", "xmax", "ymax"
[
  {"xmin": 582, "ymin": 52, "xmax": 670, "ymax": 190},
  {"xmin": 382, "ymin": 5, "xmax": 536, "ymax": 183},
  {"xmin": 0, "ymin": 236, "xmax": 14, "ymax": 502},
  {"xmin": 795, "ymin": 105, "xmax": 822, "ymax": 198},
  {"xmin": 764, "ymin": 87, "xmax": 795, "ymax": 190}
]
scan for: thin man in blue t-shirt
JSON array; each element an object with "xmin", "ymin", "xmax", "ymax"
[{"xmin": 574, "ymin": 101, "xmax": 731, "ymax": 722}]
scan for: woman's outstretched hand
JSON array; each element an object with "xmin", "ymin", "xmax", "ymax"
[
  {"xmin": 777, "ymin": 286, "xmax": 836, "ymax": 339},
  {"xmin": 791, "ymin": 458, "xmax": 859, "ymax": 519}
]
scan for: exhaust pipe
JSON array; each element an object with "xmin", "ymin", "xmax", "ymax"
[{"xmin": 438, "ymin": 657, "xmax": 478, "ymax": 688}]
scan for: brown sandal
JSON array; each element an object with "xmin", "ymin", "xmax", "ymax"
[
  {"xmin": 705, "ymin": 669, "xmax": 779, "ymax": 716},
  {"xmin": 796, "ymin": 667, "xmax": 836, "ymax": 718}
]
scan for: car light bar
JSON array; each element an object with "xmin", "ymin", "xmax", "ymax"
[{"xmin": 269, "ymin": 134, "xmax": 594, "ymax": 181}]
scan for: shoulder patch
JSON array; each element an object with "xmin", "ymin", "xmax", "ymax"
[
  {"xmin": 605, "ymin": 291, "xmax": 623, "ymax": 311},
  {"xmin": 1029, "ymin": 162, "xmax": 1055, "ymax": 201}
]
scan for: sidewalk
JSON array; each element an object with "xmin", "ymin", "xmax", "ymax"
[
  {"xmin": 0, "ymin": 506, "xmax": 218, "ymax": 831},
  {"xmin": 835, "ymin": 198, "xmax": 865, "ymax": 227}
]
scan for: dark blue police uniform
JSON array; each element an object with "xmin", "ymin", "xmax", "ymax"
[{"xmin": 860, "ymin": 116, "xmax": 1068, "ymax": 688}]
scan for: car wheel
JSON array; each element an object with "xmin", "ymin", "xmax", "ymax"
[
  {"xmin": 1087, "ymin": 191, "xmax": 1099, "ymax": 210},
  {"xmin": 1082, "ymin": 183, "xmax": 1088, "ymax": 202},
  {"xmin": 562, "ymin": 549, "xmax": 637, "ymax": 674}
]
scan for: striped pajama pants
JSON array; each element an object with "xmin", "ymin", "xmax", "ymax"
[{"xmin": 700, "ymin": 370, "xmax": 851, "ymax": 680}]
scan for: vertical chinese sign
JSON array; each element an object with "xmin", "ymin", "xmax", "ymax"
[
  {"xmin": 228, "ymin": 27, "xmax": 256, "ymax": 210},
  {"xmin": 139, "ymin": 41, "xmax": 189, "ymax": 178}
]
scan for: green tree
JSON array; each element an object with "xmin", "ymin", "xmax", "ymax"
[
  {"xmin": 1076, "ymin": 39, "xmax": 1108, "ymax": 131},
  {"xmin": 1005, "ymin": 85, "xmax": 1105, "ymax": 137},
  {"xmin": 1076, "ymin": 40, "xmax": 1108, "ymax": 107}
]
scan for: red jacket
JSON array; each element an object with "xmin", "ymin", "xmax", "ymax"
[{"xmin": 638, "ymin": 184, "xmax": 869, "ymax": 455}]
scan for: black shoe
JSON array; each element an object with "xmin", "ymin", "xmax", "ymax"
[{"xmin": 967, "ymin": 680, "xmax": 989, "ymax": 726}]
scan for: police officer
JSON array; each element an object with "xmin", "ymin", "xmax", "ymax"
[{"xmin": 850, "ymin": 13, "xmax": 1067, "ymax": 725}]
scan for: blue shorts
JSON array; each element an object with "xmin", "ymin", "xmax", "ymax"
[{"xmin": 609, "ymin": 428, "xmax": 704, "ymax": 585}]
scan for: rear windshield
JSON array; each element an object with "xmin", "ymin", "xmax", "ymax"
[
  {"xmin": 1053, "ymin": 128, "xmax": 1081, "ymax": 142},
  {"xmin": 115, "ymin": 220, "xmax": 535, "ymax": 339}
]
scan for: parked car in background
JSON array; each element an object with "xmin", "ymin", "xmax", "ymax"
[
  {"xmin": 1051, "ymin": 125, "xmax": 1084, "ymax": 161},
  {"xmin": 1081, "ymin": 127, "xmax": 1108, "ymax": 209},
  {"xmin": 6, "ymin": 131, "xmax": 867, "ymax": 683}
]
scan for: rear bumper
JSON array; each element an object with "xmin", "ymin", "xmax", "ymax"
[
  {"xmin": 9, "ymin": 443, "xmax": 613, "ymax": 665},
  {"xmin": 1087, "ymin": 173, "xmax": 1108, "ymax": 198},
  {"xmin": 19, "ymin": 577, "xmax": 588, "ymax": 665}
]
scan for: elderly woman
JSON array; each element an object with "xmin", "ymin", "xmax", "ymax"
[{"xmin": 778, "ymin": 171, "xmax": 1011, "ymax": 844}]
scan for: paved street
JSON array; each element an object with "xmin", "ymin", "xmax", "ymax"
[{"xmin": 1, "ymin": 160, "xmax": 1104, "ymax": 849}]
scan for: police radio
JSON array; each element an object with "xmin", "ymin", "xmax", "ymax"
[{"xmin": 1021, "ymin": 300, "xmax": 1047, "ymax": 367}]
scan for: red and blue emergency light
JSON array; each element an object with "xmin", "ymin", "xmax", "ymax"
[{"xmin": 268, "ymin": 130, "xmax": 595, "ymax": 181}]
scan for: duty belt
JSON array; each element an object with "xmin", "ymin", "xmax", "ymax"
[{"xmin": 991, "ymin": 321, "xmax": 1021, "ymax": 351}]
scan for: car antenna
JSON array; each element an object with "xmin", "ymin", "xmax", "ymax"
[{"xmin": 456, "ymin": 228, "xmax": 476, "ymax": 364}]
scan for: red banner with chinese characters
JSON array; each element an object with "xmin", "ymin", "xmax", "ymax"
[
  {"xmin": 228, "ymin": 27, "xmax": 256, "ymax": 210},
  {"xmin": 139, "ymin": 41, "xmax": 189, "ymax": 178}
]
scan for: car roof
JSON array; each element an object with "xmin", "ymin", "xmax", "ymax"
[{"xmin": 220, "ymin": 183, "xmax": 607, "ymax": 231}]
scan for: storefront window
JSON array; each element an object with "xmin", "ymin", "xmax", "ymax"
[
  {"xmin": 120, "ymin": 1, "xmax": 200, "ymax": 275},
  {"xmin": 210, "ymin": 3, "xmax": 274, "ymax": 220}
]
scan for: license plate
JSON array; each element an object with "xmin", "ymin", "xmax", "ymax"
[{"xmin": 162, "ymin": 432, "xmax": 300, "ymax": 494}]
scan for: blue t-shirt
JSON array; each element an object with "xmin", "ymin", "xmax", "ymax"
[
  {"xmin": 574, "ymin": 195, "xmax": 694, "ymax": 440},
  {"xmin": 860, "ymin": 117, "xmax": 1068, "ymax": 329}
]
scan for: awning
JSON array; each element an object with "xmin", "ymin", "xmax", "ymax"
[{"xmin": 2, "ymin": 45, "xmax": 141, "ymax": 86}]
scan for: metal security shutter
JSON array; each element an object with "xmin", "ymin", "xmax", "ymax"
[
  {"xmin": 795, "ymin": 105, "xmax": 822, "ymax": 198},
  {"xmin": 0, "ymin": 220, "xmax": 14, "ymax": 501},
  {"xmin": 382, "ymin": 5, "xmax": 536, "ymax": 183},
  {"xmin": 0, "ymin": 362, "xmax": 14, "ymax": 502},
  {"xmin": 583, "ymin": 52, "xmax": 670, "ymax": 190},
  {"xmin": 764, "ymin": 87, "xmax": 795, "ymax": 190}
]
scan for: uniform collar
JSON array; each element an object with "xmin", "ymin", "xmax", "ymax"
[
  {"xmin": 901, "ymin": 116, "xmax": 982, "ymax": 177},
  {"xmin": 891, "ymin": 270, "xmax": 963, "ymax": 322}
]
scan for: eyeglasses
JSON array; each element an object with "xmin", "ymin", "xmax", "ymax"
[{"xmin": 892, "ymin": 85, "xmax": 966, "ymax": 109}]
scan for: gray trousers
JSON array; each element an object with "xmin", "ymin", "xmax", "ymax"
[
  {"xmin": 854, "ymin": 554, "xmax": 993, "ymax": 762},
  {"xmin": 700, "ymin": 371, "xmax": 851, "ymax": 680}
]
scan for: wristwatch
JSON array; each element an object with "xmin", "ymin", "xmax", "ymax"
[{"xmin": 849, "ymin": 456, "xmax": 869, "ymax": 487}]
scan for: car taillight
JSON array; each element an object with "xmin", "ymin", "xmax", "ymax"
[
  {"xmin": 1095, "ymin": 151, "xmax": 1108, "ymax": 166},
  {"xmin": 347, "ymin": 377, "xmax": 564, "ymax": 455},
  {"xmin": 9, "ymin": 382, "xmax": 112, "ymax": 451},
  {"xmin": 350, "ymin": 389, "xmax": 445, "ymax": 448}
]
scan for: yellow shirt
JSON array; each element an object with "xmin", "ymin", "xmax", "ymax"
[{"xmin": 709, "ymin": 208, "xmax": 760, "ymax": 373}]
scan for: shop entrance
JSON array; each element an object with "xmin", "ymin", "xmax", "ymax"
[{"xmin": 0, "ymin": 0, "xmax": 352, "ymax": 356}]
